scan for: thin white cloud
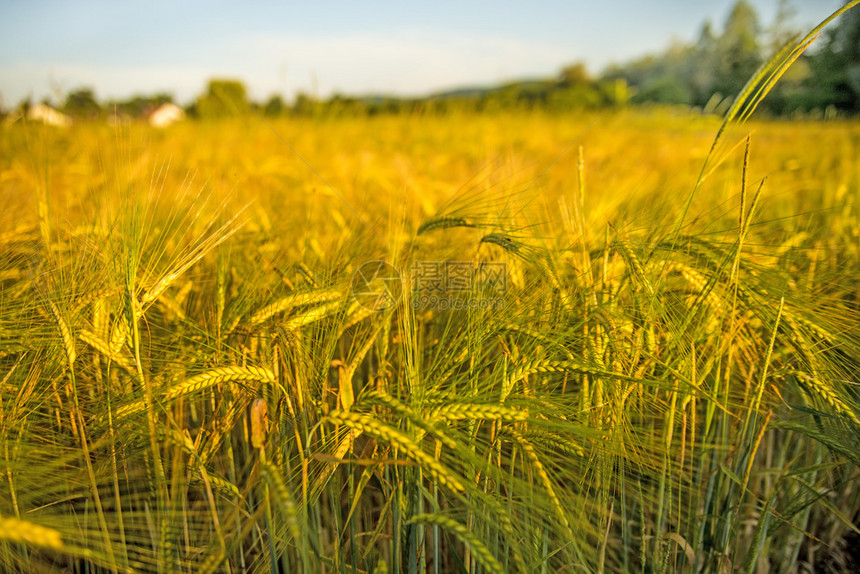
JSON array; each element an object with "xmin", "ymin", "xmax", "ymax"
[
  {"xmin": 0, "ymin": 30, "xmax": 577, "ymax": 105},
  {"xmin": 0, "ymin": 62, "xmax": 212, "ymax": 105},
  {"xmin": 243, "ymin": 30, "xmax": 573, "ymax": 97}
]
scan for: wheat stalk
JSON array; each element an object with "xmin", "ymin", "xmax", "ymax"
[
  {"xmin": 407, "ymin": 514, "xmax": 505, "ymax": 574},
  {"xmin": 341, "ymin": 305, "xmax": 376, "ymax": 331},
  {"xmin": 109, "ymin": 317, "xmax": 130, "ymax": 354},
  {"xmin": 361, "ymin": 390, "xmax": 458, "ymax": 449},
  {"xmin": 498, "ymin": 323, "xmax": 575, "ymax": 359},
  {"xmin": 46, "ymin": 300, "xmax": 76, "ymax": 367},
  {"xmin": 188, "ymin": 471, "xmax": 240, "ymax": 499},
  {"xmin": 669, "ymin": 262, "xmax": 726, "ymax": 314},
  {"xmin": 260, "ymin": 460, "xmax": 300, "ymax": 540},
  {"xmin": 78, "ymin": 328, "xmax": 137, "ymax": 375},
  {"xmin": 326, "ymin": 410, "xmax": 465, "ymax": 493},
  {"xmin": 428, "ymin": 403, "xmax": 527, "ymax": 422},
  {"xmin": 790, "ymin": 370, "xmax": 860, "ymax": 426},
  {"xmin": 296, "ymin": 261, "xmax": 320, "ymax": 287},
  {"xmin": 416, "ymin": 216, "xmax": 476, "ymax": 235},
  {"xmin": 113, "ymin": 366, "xmax": 275, "ymax": 420},
  {"xmin": 139, "ymin": 210, "xmax": 244, "ymax": 309},
  {"xmin": 0, "ymin": 224, "xmax": 39, "ymax": 246},
  {"xmin": 250, "ymin": 288, "xmax": 343, "ymax": 326},
  {"xmin": 611, "ymin": 230, "xmax": 655, "ymax": 297},
  {"xmin": 506, "ymin": 429, "xmax": 577, "ymax": 546},
  {"xmin": 507, "ymin": 358, "xmax": 639, "ymax": 388},
  {"xmin": 523, "ymin": 429, "xmax": 586, "ymax": 458}
]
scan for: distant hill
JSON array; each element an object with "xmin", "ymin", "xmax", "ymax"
[
  {"xmin": 353, "ymin": 77, "xmax": 555, "ymax": 104},
  {"xmin": 430, "ymin": 78, "xmax": 552, "ymax": 100}
]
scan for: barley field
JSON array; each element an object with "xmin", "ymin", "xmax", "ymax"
[{"xmin": 1, "ymin": 93, "xmax": 860, "ymax": 574}]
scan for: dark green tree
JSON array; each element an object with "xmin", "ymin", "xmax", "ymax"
[
  {"xmin": 767, "ymin": 0, "xmax": 799, "ymax": 54},
  {"xmin": 291, "ymin": 92, "xmax": 319, "ymax": 117},
  {"xmin": 108, "ymin": 93, "xmax": 173, "ymax": 118},
  {"xmin": 690, "ymin": 20, "xmax": 719, "ymax": 105},
  {"xmin": 714, "ymin": 0, "xmax": 763, "ymax": 98},
  {"xmin": 807, "ymin": 2, "xmax": 860, "ymax": 112},
  {"xmin": 263, "ymin": 94, "xmax": 286, "ymax": 117},
  {"xmin": 603, "ymin": 41, "xmax": 697, "ymax": 106},
  {"xmin": 558, "ymin": 62, "xmax": 590, "ymax": 87},
  {"xmin": 552, "ymin": 61, "xmax": 605, "ymax": 108},
  {"xmin": 64, "ymin": 88, "xmax": 101, "ymax": 119},
  {"xmin": 635, "ymin": 75, "xmax": 693, "ymax": 105},
  {"xmin": 196, "ymin": 79, "xmax": 250, "ymax": 118},
  {"xmin": 324, "ymin": 94, "xmax": 367, "ymax": 117}
]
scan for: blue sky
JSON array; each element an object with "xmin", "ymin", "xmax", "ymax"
[{"xmin": 0, "ymin": 0, "xmax": 845, "ymax": 107}]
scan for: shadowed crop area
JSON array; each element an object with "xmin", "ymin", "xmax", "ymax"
[{"xmin": 2, "ymin": 14, "xmax": 860, "ymax": 571}]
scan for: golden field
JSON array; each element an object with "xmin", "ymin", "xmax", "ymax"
[{"xmin": 1, "ymin": 109, "xmax": 859, "ymax": 573}]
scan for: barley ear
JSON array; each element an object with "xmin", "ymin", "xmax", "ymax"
[
  {"xmin": 407, "ymin": 514, "xmax": 505, "ymax": 574},
  {"xmin": 0, "ymin": 515, "xmax": 64, "ymax": 550}
]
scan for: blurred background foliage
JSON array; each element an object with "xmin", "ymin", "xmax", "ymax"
[{"xmin": 2, "ymin": 1, "xmax": 859, "ymax": 121}]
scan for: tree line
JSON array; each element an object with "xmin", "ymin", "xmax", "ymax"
[
  {"xmin": 603, "ymin": 0, "xmax": 860, "ymax": 115},
  {"xmin": 4, "ymin": 0, "xmax": 858, "ymax": 121}
]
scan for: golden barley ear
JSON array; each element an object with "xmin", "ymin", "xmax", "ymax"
[
  {"xmin": 428, "ymin": 402, "xmax": 527, "ymax": 423},
  {"xmin": 46, "ymin": 300, "xmax": 77, "ymax": 368},
  {"xmin": 0, "ymin": 515, "xmax": 64, "ymax": 550},
  {"xmin": 250, "ymin": 287, "xmax": 343, "ymax": 326},
  {"xmin": 112, "ymin": 365, "xmax": 276, "ymax": 421}
]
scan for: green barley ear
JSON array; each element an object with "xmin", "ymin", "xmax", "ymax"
[
  {"xmin": 479, "ymin": 232, "xmax": 521, "ymax": 254},
  {"xmin": 417, "ymin": 216, "xmax": 475, "ymax": 235}
]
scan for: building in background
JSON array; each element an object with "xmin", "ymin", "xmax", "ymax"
[
  {"xmin": 147, "ymin": 102, "xmax": 186, "ymax": 127},
  {"xmin": 26, "ymin": 103, "xmax": 72, "ymax": 127}
]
